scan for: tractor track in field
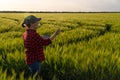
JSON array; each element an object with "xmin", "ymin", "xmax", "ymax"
[
  {"xmin": 0, "ymin": 17, "xmax": 112, "ymax": 45},
  {"xmin": 0, "ymin": 17, "xmax": 23, "ymax": 33},
  {"xmin": 0, "ymin": 17, "xmax": 20, "ymax": 24},
  {"xmin": 57, "ymin": 25, "xmax": 111, "ymax": 46}
]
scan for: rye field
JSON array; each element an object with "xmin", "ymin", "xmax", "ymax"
[{"xmin": 0, "ymin": 13, "xmax": 120, "ymax": 80}]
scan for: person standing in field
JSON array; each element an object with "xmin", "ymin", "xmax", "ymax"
[{"xmin": 22, "ymin": 15, "xmax": 60, "ymax": 79}]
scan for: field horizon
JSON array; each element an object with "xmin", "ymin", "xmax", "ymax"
[{"xmin": 0, "ymin": 11, "xmax": 120, "ymax": 13}]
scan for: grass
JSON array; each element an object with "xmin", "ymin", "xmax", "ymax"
[{"xmin": 0, "ymin": 13, "xmax": 120, "ymax": 80}]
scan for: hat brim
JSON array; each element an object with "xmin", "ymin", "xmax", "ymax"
[{"xmin": 36, "ymin": 18, "xmax": 41, "ymax": 21}]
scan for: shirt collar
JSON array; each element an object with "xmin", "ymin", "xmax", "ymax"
[{"xmin": 26, "ymin": 28, "xmax": 36, "ymax": 32}]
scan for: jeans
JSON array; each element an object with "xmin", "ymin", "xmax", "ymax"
[{"xmin": 28, "ymin": 60, "xmax": 41, "ymax": 77}]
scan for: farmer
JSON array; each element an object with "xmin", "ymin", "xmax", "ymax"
[{"xmin": 22, "ymin": 15, "xmax": 60, "ymax": 79}]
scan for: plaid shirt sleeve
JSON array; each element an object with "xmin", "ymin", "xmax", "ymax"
[
  {"xmin": 23, "ymin": 32, "xmax": 36, "ymax": 50},
  {"xmin": 35, "ymin": 33, "xmax": 52, "ymax": 46}
]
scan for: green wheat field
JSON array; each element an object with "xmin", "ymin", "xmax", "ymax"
[{"xmin": 0, "ymin": 13, "xmax": 120, "ymax": 80}]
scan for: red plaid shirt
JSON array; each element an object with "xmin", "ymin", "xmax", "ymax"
[{"xmin": 22, "ymin": 29, "xmax": 51, "ymax": 65}]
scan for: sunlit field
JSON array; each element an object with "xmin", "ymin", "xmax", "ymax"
[{"xmin": 0, "ymin": 13, "xmax": 120, "ymax": 80}]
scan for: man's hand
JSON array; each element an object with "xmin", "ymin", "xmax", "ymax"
[{"xmin": 43, "ymin": 35, "xmax": 50, "ymax": 39}]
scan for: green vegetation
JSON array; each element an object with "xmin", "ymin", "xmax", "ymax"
[{"xmin": 0, "ymin": 13, "xmax": 120, "ymax": 80}]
